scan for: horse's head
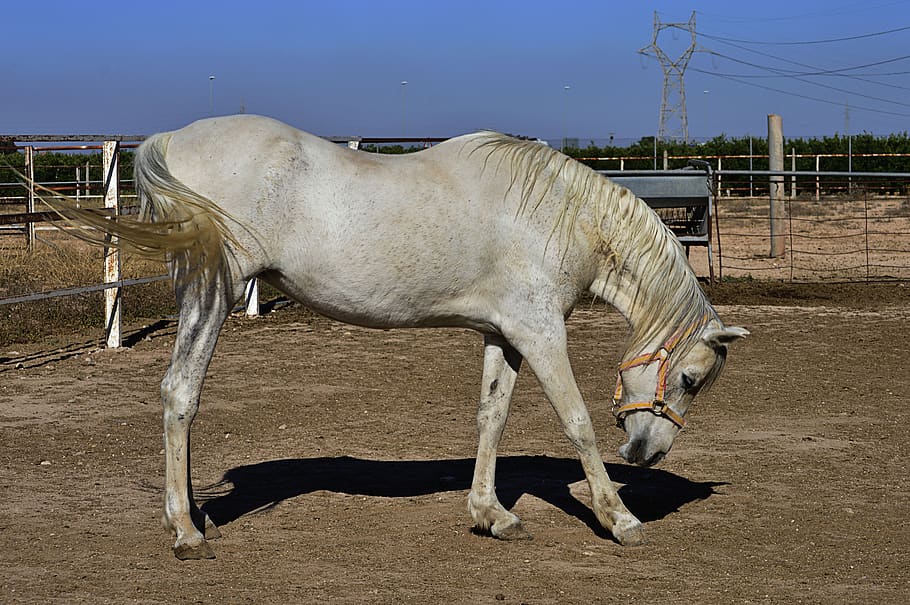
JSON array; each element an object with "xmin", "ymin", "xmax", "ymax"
[{"xmin": 613, "ymin": 321, "xmax": 748, "ymax": 467}]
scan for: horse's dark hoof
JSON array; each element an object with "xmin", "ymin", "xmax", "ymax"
[
  {"xmin": 173, "ymin": 540, "xmax": 216, "ymax": 560},
  {"xmin": 493, "ymin": 521, "xmax": 533, "ymax": 541}
]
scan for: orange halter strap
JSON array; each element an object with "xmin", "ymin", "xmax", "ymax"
[{"xmin": 611, "ymin": 316, "xmax": 708, "ymax": 430}]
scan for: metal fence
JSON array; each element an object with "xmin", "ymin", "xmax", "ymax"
[
  {"xmin": 711, "ymin": 170, "xmax": 910, "ymax": 282},
  {"xmin": 2, "ymin": 145, "xmax": 909, "ymax": 350}
]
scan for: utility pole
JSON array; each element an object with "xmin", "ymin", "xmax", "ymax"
[
  {"xmin": 639, "ymin": 11, "xmax": 699, "ymax": 143},
  {"xmin": 208, "ymin": 75, "xmax": 215, "ymax": 116},
  {"xmin": 400, "ymin": 80, "xmax": 408, "ymax": 139}
]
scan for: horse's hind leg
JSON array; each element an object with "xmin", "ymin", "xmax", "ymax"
[
  {"xmin": 467, "ymin": 335, "xmax": 530, "ymax": 540},
  {"xmin": 161, "ymin": 273, "xmax": 242, "ymax": 560}
]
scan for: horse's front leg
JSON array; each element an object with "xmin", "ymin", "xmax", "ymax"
[
  {"xmin": 506, "ymin": 318, "xmax": 645, "ymax": 546},
  {"xmin": 161, "ymin": 277, "xmax": 237, "ymax": 559},
  {"xmin": 468, "ymin": 334, "xmax": 530, "ymax": 539}
]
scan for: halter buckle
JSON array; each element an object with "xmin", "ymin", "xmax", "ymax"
[{"xmin": 611, "ymin": 398, "xmax": 625, "ymax": 428}]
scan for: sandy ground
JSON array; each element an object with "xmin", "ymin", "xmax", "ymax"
[{"xmin": 1, "ymin": 283, "xmax": 908, "ymax": 604}]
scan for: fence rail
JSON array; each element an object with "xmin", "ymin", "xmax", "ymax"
[
  {"xmin": 3, "ymin": 140, "xmax": 910, "ymax": 350},
  {"xmin": 0, "ymin": 275, "xmax": 169, "ymax": 306}
]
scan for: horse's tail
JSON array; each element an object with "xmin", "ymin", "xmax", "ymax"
[
  {"xmin": 128, "ymin": 132, "xmax": 244, "ymax": 274},
  {"xmin": 33, "ymin": 132, "xmax": 243, "ymax": 278}
]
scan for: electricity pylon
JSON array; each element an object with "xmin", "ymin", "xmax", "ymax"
[{"xmin": 639, "ymin": 11, "xmax": 698, "ymax": 143}]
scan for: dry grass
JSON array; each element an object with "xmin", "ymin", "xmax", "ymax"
[
  {"xmin": 1, "ymin": 231, "xmax": 175, "ymax": 346},
  {"xmin": 0, "ymin": 229, "xmax": 292, "ymax": 347}
]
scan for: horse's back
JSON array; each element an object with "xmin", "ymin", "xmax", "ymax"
[{"xmin": 155, "ymin": 116, "xmax": 583, "ymax": 329}]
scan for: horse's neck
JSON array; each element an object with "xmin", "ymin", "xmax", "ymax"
[
  {"xmin": 590, "ymin": 268, "xmax": 638, "ymax": 329},
  {"xmin": 588, "ymin": 245, "xmax": 677, "ymax": 355}
]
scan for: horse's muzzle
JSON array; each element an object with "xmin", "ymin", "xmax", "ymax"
[{"xmin": 619, "ymin": 438, "xmax": 667, "ymax": 467}]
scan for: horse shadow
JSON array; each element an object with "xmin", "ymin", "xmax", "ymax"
[{"xmin": 199, "ymin": 455, "xmax": 725, "ymax": 538}]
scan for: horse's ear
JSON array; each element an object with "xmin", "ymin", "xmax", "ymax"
[{"xmin": 702, "ymin": 326, "xmax": 749, "ymax": 348}]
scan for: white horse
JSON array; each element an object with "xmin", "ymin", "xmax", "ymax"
[{"xmin": 45, "ymin": 115, "xmax": 747, "ymax": 559}]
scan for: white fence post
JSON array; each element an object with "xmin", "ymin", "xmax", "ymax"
[
  {"xmin": 244, "ymin": 279, "xmax": 259, "ymax": 317},
  {"xmin": 815, "ymin": 155, "xmax": 822, "ymax": 202},
  {"xmin": 103, "ymin": 140, "xmax": 122, "ymax": 348},
  {"xmin": 25, "ymin": 146, "xmax": 36, "ymax": 251},
  {"xmin": 791, "ymin": 147, "xmax": 797, "ymax": 198}
]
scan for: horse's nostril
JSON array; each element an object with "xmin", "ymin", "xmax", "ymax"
[
  {"xmin": 620, "ymin": 438, "xmax": 645, "ymax": 463},
  {"xmin": 645, "ymin": 451, "xmax": 665, "ymax": 467}
]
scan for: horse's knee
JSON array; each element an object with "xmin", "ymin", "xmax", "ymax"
[{"xmin": 561, "ymin": 416, "xmax": 596, "ymax": 450}]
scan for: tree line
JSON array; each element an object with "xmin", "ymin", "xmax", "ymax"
[
  {"xmin": 2, "ymin": 131, "xmax": 910, "ymax": 194},
  {"xmin": 565, "ymin": 132, "xmax": 910, "ymax": 173}
]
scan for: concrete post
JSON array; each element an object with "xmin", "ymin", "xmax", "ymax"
[{"xmin": 768, "ymin": 114, "xmax": 786, "ymax": 258}]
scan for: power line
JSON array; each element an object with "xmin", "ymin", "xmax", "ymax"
[
  {"xmin": 706, "ymin": 48, "xmax": 910, "ymax": 76},
  {"xmin": 698, "ymin": 66, "xmax": 910, "ymax": 97},
  {"xmin": 692, "ymin": 68, "xmax": 910, "ymax": 118},
  {"xmin": 695, "ymin": 67, "xmax": 910, "ymax": 79},
  {"xmin": 697, "ymin": 46, "xmax": 910, "ymax": 111},
  {"xmin": 698, "ymin": 34, "xmax": 910, "ymax": 103},
  {"xmin": 702, "ymin": 34, "xmax": 910, "ymax": 75},
  {"xmin": 693, "ymin": 65, "xmax": 910, "ymax": 110},
  {"xmin": 695, "ymin": 1, "xmax": 910, "ymax": 24},
  {"xmin": 657, "ymin": 11, "xmax": 910, "ymax": 124},
  {"xmin": 697, "ymin": 24, "xmax": 910, "ymax": 46}
]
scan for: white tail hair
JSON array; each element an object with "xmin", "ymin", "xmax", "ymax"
[{"xmin": 27, "ymin": 132, "xmax": 244, "ymax": 279}]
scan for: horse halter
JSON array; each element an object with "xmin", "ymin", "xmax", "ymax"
[{"xmin": 611, "ymin": 316, "xmax": 708, "ymax": 430}]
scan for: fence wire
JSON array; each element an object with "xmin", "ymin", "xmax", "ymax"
[{"xmin": 714, "ymin": 172, "xmax": 910, "ymax": 282}]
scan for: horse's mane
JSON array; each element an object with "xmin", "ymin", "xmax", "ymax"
[{"xmin": 468, "ymin": 131, "xmax": 718, "ymax": 361}]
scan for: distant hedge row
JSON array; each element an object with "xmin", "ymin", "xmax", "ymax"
[
  {"xmin": 0, "ymin": 150, "xmax": 135, "ymax": 193},
  {"xmin": 565, "ymin": 133, "xmax": 910, "ymax": 173}
]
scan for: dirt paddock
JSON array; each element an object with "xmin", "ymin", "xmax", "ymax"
[{"xmin": 1, "ymin": 283, "xmax": 908, "ymax": 604}]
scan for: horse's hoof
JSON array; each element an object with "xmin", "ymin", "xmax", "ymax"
[
  {"xmin": 492, "ymin": 521, "xmax": 533, "ymax": 541},
  {"xmin": 173, "ymin": 540, "xmax": 216, "ymax": 560},
  {"xmin": 613, "ymin": 521, "xmax": 646, "ymax": 546}
]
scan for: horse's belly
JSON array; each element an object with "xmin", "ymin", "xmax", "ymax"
[{"xmin": 261, "ymin": 262, "xmax": 499, "ymax": 332}]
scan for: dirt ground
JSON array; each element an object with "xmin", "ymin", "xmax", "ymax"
[{"xmin": 1, "ymin": 283, "xmax": 909, "ymax": 604}]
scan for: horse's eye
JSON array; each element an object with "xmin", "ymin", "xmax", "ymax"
[{"xmin": 681, "ymin": 373, "xmax": 697, "ymax": 391}]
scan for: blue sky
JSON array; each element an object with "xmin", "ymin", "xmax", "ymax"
[{"xmin": 6, "ymin": 0, "xmax": 910, "ymax": 143}]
